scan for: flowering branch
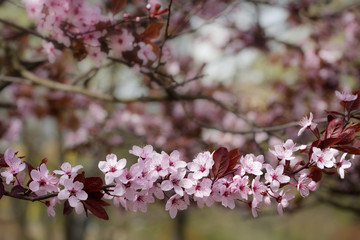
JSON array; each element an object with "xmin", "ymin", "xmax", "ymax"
[{"xmin": 1, "ymin": 90, "xmax": 360, "ymax": 220}]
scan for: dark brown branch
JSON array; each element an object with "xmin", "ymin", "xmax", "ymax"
[
  {"xmin": 3, "ymin": 184, "xmax": 116, "ymax": 202},
  {"xmin": 0, "ymin": 18, "xmax": 50, "ymax": 41}
]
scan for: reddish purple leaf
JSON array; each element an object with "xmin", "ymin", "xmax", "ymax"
[
  {"xmin": 325, "ymin": 118, "xmax": 343, "ymax": 139},
  {"xmin": 333, "ymin": 145, "xmax": 360, "ymax": 155},
  {"xmin": 228, "ymin": 148, "xmax": 241, "ymax": 172},
  {"xmin": 110, "ymin": 0, "xmax": 127, "ymax": 15},
  {"xmin": 337, "ymin": 128, "xmax": 355, "ymax": 145},
  {"xmin": 40, "ymin": 157, "xmax": 48, "ymax": 165},
  {"xmin": 322, "ymin": 137, "xmax": 342, "ymax": 149},
  {"xmin": 350, "ymin": 122, "xmax": 360, "ymax": 132},
  {"xmin": 0, "ymin": 154, "xmax": 7, "ymax": 168},
  {"xmin": 140, "ymin": 22, "xmax": 164, "ymax": 41},
  {"xmin": 83, "ymin": 199, "xmax": 109, "ymax": 220},
  {"xmin": 84, "ymin": 177, "xmax": 103, "ymax": 192},
  {"xmin": 11, "ymin": 185, "xmax": 27, "ymax": 195},
  {"xmin": 309, "ymin": 167, "xmax": 322, "ymax": 182},
  {"xmin": 88, "ymin": 191, "xmax": 104, "ymax": 200},
  {"xmin": 74, "ymin": 171, "xmax": 86, "ymax": 183},
  {"xmin": 212, "ymin": 147, "xmax": 229, "ymax": 178}
]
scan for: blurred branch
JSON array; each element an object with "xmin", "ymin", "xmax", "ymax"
[
  {"xmin": 0, "ymin": 102, "xmax": 16, "ymax": 108},
  {"xmin": 182, "ymin": 103, "xmax": 327, "ymax": 134},
  {"xmin": 317, "ymin": 196, "xmax": 360, "ymax": 215},
  {"xmin": 156, "ymin": 0, "xmax": 173, "ymax": 67},
  {"xmin": 0, "ymin": 18, "xmax": 50, "ymax": 41},
  {"xmin": 169, "ymin": 0, "xmax": 242, "ymax": 39},
  {"xmin": 3, "ymin": 184, "xmax": 116, "ymax": 202}
]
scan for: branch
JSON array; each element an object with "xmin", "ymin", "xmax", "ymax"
[
  {"xmin": 3, "ymin": 184, "xmax": 116, "ymax": 202},
  {"xmin": 0, "ymin": 18, "xmax": 50, "ymax": 41},
  {"xmin": 169, "ymin": 0, "xmax": 242, "ymax": 39},
  {"xmin": 3, "ymin": 191, "xmax": 58, "ymax": 202}
]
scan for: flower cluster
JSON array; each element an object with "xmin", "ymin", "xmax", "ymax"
[
  {"xmin": 0, "ymin": 90, "xmax": 359, "ymax": 220},
  {"xmin": 21, "ymin": 0, "xmax": 165, "ymax": 66}
]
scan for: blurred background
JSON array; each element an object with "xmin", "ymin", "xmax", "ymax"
[{"xmin": 1, "ymin": 0, "xmax": 360, "ymax": 239}]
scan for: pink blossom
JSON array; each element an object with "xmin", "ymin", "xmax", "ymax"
[
  {"xmin": 187, "ymin": 151, "xmax": 214, "ymax": 179},
  {"xmin": 137, "ymin": 42, "xmax": 157, "ymax": 65},
  {"xmin": 87, "ymin": 47, "xmax": 107, "ymax": 67},
  {"xmin": 54, "ymin": 162, "xmax": 83, "ymax": 184},
  {"xmin": 29, "ymin": 164, "xmax": 59, "ymax": 195},
  {"xmin": 58, "ymin": 179, "xmax": 88, "ymax": 207},
  {"xmin": 297, "ymin": 173, "xmax": 317, "ymax": 197},
  {"xmin": 311, "ymin": 147, "xmax": 337, "ymax": 169},
  {"xmin": 240, "ymin": 154, "xmax": 263, "ymax": 176},
  {"xmin": 163, "ymin": 150, "xmax": 187, "ymax": 173},
  {"xmin": 42, "ymin": 41, "xmax": 61, "ymax": 64},
  {"xmin": 265, "ymin": 165, "xmax": 290, "ymax": 191},
  {"xmin": 147, "ymin": 152, "xmax": 169, "ymax": 178},
  {"xmin": 131, "ymin": 160, "xmax": 157, "ymax": 189},
  {"xmin": 98, "ymin": 153, "xmax": 126, "ymax": 184},
  {"xmin": 109, "ymin": 29, "xmax": 135, "ymax": 55},
  {"xmin": 165, "ymin": 194, "xmax": 188, "ymax": 219},
  {"xmin": 230, "ymin": 175, "xmax": 250, "ymax": 200},
  {"xmin": 335, "ymin": 153, "xmax": 351, "ymax": 179},
  {"xmin": 83, "ymin": 31, "xmax": 102, "ymax": 47},
  {"xmin": 250, "ymin": 176, "xmax": 266, "ymax": 202},
  {"xmin": 298, "ymin": 112, "xmax": 317, "ymax": 136},
  {"xmin": 117, "ymin": 164, "xmax": 141, "ymax": 188},
  {"xmin": 129, "ymin": 145, "xmax": 154, "ymax": 159},
  {"xmin": 194, "ymin": 194, "xmax": 215, "ymax": 208},
  {"xmin": 160, "ymin": 169, "xmax": 193, "ymax": 196},
  {"xmin": 1, "ymin": 148, "xmax": 26, "ymax": 184},
  {"xmin": 218, "ymin": 185, "xmax": 235, "ymax": 209},
  {"xmin": 127, "ymin": 190, "xmax": 154, "ymax": 213},
  {"xmin": 269, "ymin": 139, "xmax": 300, "ymax": 162},
  {"xmin": 335, "ymin": 90, "xmax": 358, "ymax": 102},
  {"xmin": 46, "ymin": 197, "xmax": 60, "ymax": 217},
  {"xmin": 186, "ymin": 177, "xmax": 212, "ymax": 198},
  {"xmin": 276, "ymin": 190, "xmax": 294, "ymax": 216},
  {"xmin": 23, "ymin": 0, "xmax": 45, "ymax": 20}
]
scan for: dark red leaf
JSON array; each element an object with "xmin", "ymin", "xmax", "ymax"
[
  {"xmin": 72, "ymin": 39, "xmax": 88, "ymax": 61},
  {"xmin": 325, "ymin": 118, "xmax": 343, "ymax": 139},
  {"xmin": 350, "ymin": 122, "xmax": 360, "ymax": 132},
  {"xmin": 83, "ymin": 199, "xmax": 109, "ymax": 220},
  {"xmin": 11, "ymin": 185, "xmax": 27, "ymax": 195},
  {"xmin": 40, "ymin": 157, "xmax": 48, "ymax": 165},
  {"xmin": 333, "ymin": 145, "xmax": 360, "ymax": 155},
  {"xmin": 321, "ymin": 137, "xmax": 342, "ymax": 149},
  {"xmin": 337, "ymin": 128, "xmax": 355, "ymax": 145},
  {"xmin": 227, "ymin": 148, "xmax": 241, "ymax": 172},
  {"xmin": 0, "ymin": 183, "xmax": 4, "ymax": 199},
  {"xmin": 309, "ymin": 167, "xmax": 322, "ymax": 182},
  {"xmin": 74, "ymin": 171, "xmax": 86, "ymax": 183},
  {"xmin": 110, "ymin": 0, "xmax": 127, "ymax": 15},
  {"xmin": 84, "ymin": 177, "xmax": 103, "ymax": 192},
  {"xmin": 140, "ymin": 22, "xmax": 164, "ymax": 41},
  {"xmin": 0, "ymin": 154, "xmax": 7, "ymax": 168},
  {"xmin": 88, "ymin": 191, "xmax": 104, "ymax": 200},
  {"xmin": 63, "ymin": 200, "xmax": 74, "ymax": 216},
  {"xmin": 212, "ymin": 147, "xmax": 229, "ymax": 178}
]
